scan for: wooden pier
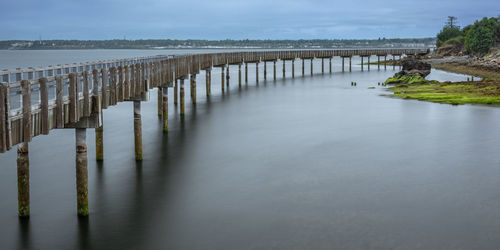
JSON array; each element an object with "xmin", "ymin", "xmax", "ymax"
[{"xmin": 0, "ymin": 49, "xmax": 427, "ymax": 217}]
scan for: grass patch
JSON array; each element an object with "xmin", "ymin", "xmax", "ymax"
[{"xmin": 388, "ymin": 80, "xmax": 500, "ymax": 105}]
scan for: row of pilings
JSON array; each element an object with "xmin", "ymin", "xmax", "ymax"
[{"xmin": 1, "ymin": 52, "xmax": 410, "ymax": 217}]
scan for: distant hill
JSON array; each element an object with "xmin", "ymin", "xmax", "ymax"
[{"xmin": 0, "ymin": 38, "xmax": 435, "ymax": 50}]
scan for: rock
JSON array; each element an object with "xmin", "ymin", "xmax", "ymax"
[
  {"xmin": 394, "ymin": 57, "xmax": 431, "ymax": 78},
  {"xmin": 436, "ymin": 44, "xmax": 463, "ymax": 56}
]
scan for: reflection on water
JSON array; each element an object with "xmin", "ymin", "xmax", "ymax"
[{"xmin": 0, "ymin": 50, "xmax": 500, "ymax": 250}]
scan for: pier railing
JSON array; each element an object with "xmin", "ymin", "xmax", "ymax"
[{"xmin": 0, "ymin": 48, "xmax": 426, "ymax": 153}]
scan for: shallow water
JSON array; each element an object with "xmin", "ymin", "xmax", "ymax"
[{"xmin": 1, "ymin": 50, "xmax": 499, "ymax": 250}]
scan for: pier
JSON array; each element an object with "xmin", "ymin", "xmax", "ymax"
[{"xmin": 0, "ymin": 49, "xmax": 427, "ymax": 217}]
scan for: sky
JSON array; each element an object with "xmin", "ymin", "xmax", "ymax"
[{"xmin": 0, "ymin": 0, "xmax": 498, "ymax": 40}]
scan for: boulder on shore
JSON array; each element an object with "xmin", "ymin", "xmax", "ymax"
[
  {"xmin": 385, "ymin": 57, "xmax": 432, "ymax": 84},
  {"xmin": 394, "ymin": 57, "xmax": 431, "ymax": 78}
]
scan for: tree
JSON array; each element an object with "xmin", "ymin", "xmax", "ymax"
[
  {"xmin": 465, "ymin": 25, "xmax": 494, "ymax": 54},
  {"xmin": 436, "ymin": 26, "xmax": 462, "ymax": 47}
]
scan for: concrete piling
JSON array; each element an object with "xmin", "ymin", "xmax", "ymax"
[
  {"xmin": 75, "ymin": 128, "xmax": 89, "ymax": 216},
  {"xmin": 162, "ymin": 86, "xmax": 168, "ymax": 132},
  {"xmin": 17, "ymin": 143, "xmax": 29, "ymax": 217},
  {"xmin": 133, "ymin": 101, "xmax": 143, "ymax": 160}
]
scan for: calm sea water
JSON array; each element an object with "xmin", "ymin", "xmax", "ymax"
[{"xmin": 1, "ymin": 50, "xmax": 499, "ymax": 250}]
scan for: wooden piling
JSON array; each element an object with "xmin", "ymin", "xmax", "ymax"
[
  {"xmin": 256, "ymin": 62, "xmax": 259, "ymax": 83},
  {"xmin": 180, "ymin": 78, "xmax": 185, "ymax": 116},
  {"xmin": 69, "ymin": 73, "xmax": 78, "ymax": 123},
  {"xmin": 349, "ymin": 57, "xmax": 352, "ymax": 72},
  {"xmin": 238, "ymin": 64, "xmax": 242, "ymax": 87},
  {"xmin": 264, "ymin": 61, "xmax": 267, "ymax": 80},
  {"xmin": 133, "ymin": 100, "xmax": 143, "ymax": 160},
  {"xmin": 162, "ymin": 86, "xmax": 168, "ymax": 132},
  {"xmin": 109, "ymin": 67, "xmax": 116, "ymax": 105},
  {"xmin": 321, "ymin": 58, "xmax": 324, "ymax": 74},
  {"xmin": 75, "ymin": 128, "xmax": 88, "ymax": 216},
  {"xmin": 245, "ymin": 63, "xmax": 248, "ymax": 83},
  {"xmin": 0, "ymin": 84, "xmax": 6, "ymax": 152},
  {"xmin": 174, "ymin": 79, "xmax": 178, "ymax": 105},
  {"xmin": 329, "ymin": 58, "xmax": 332, "ymax": 73},
  {"xmin": 310, "ymin": 59, "xmax": 313, "ymax": 75},
  {"xmin": 377, "ymin": 56, "xmax": 380, "ymax": 70},
  {"xmin": 368, "ymin": 56, "xmax": 370, "ymax": 71},
  {"xmin": 191, "ymin": 74, "xmax": 196, "ymax": 104},
  {"xmin": 101, "ymin": 69, "xmax": 108, "ymax": 109},
  {"xmin": 361, "ymin": 57, "xmax": 364, "ymax": 71},
  {"xmin": 292, "ymin": 60, "xmax": 295, "ymax": 78},
  {"xmin": 226, "ymin": 65, "xmax": 230, "ymax": 87},
  {"xmin": 393, "ymin": 55, "xmax": 396, "ymax": 70},
  {"xmin": 17, "ymin": 142, "xmax": 29, "ymax": 217},
  {"xmin": 21, "ymin": 80, "xmax": 31, "ymax": 142},
  {"xmin": 95, "ymin": 124, "xmax": 103, "ymax": 161},
  {"xmin": 273, "ymin": 61, "xmax": 277, "ymax": 80},
  {"xmin": 39, "ymin": 78, "xmax": 49, "ymax": 135},
  {"xmin": 221, "ymin": 66, "xmax": 225, "ymax": 92},
  {"xmin": 384, "ymin": 55, "xmax": 387, "ymax": 70},
  {"xmin": 206, "ymin": 69, "xmax": 211, "ymax": 96},
  {"xmin": 342, "ymin": 57, "xmax": 345, "ymax": 72},
  {"xmin": 282, "ymin": 60, "xmax": 286, "ymax": 78},
  {"xmin": 83, "ymin": 72, "xmax": 90, "ymax": 117},
  {"xmin": 302, "ymin": 59, "xmax": 305, "ymax": 76},
  {"xmin": 157, "ymin": 86, "xmax": 162, "ymax": 117}
]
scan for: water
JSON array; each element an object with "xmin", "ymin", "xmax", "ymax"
[{"xmin": 1, "ymin": 50, "xmax": 500, "ymax": 250}]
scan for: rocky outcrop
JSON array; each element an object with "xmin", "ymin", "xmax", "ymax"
[
  {"xmin": 436, "ymin": 44, "xmax": 463, "ymax": 56},
  {"xmin": 394, "ymin": 57, "xmax": 431, "ymax": 78}
]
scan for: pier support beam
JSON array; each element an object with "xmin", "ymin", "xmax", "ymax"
[
  {"xmin": 321, "ymin": 58, "xmax": 324, "ymax": 74},
  {"xmin": 384, "ymin": 55, "xmax": 387, "ymax": 70},
  {"xmin": 361, "ymin": 57, "xmax": 364, "ymax": 71},
  {"xmin": 190, "ymin": 74, "xmax": 196, "ymax": 104},
  {"xmin": 377, "ymin": 56, "xmax": 380, "ymax": 70},
  {"xmin": 162, "ymin": 86, "xmax": 168, "ymax": 132},
  {"xmin": 264, "ymin": 62, "xmax": 267, "ymax": 80},
  {"xmin": 95, "ymin": 124, "xmax": 103, "ymax": 161},
  {"xmin": 180, "ymin": 78, "xmax": 185, "ymax": 115},
  {"xmin": 238, "ymin": 64, "xmax": 242, "ymax": 87},
  {"xmin": 310, "ymin": 59, "xmax": 314, "ymax": 75},
  {"xmin": 245, "ymin": 63, "xmax": 248, "ymax": 83},
  {"xmin": 226, "ymin": 65, "xmax": 230, "ymax": 88},
  {"xmin": 157, "ymin": 86, "xmax": 162, "ymax": 117},
  {"xmin": 292, "ymin": 60, "xmax": 295, "ymax": 78},
  {"xmin": 302, "ymin": 59, "xmax": 305, "ymax": 76},
  {"xmin": 283, "ymin": 60, "xmax": 286, "ymax": 78},
  {"xmin": 75, "ymin": 128, "xmax": 89, "ymax": 216},
  {"xmin": 206, "ymin": 69, "xmax": 211, "ymax": 96},
  {"xmin": 329, "ymin": 58, "xmax": 332, "ymax": 73},
  {"xmin": 273, "ymin": 61, "xmax": 277, "ymax": 80},
  {"xmin": 342, "ymin": 57, "xmax": 345, "ymax": 72},
  {"xmin": 256, "ymin": 62, "xmax": 259, "ymax": 83},
  {"xmin": 221, "ymin": 66, "xmax": 225, "ymax": 92},
  {"xmin": 349, "ymin": 57, "xmax": 352, "ymax": 72},
  {"xmin": 368, "ymin": 56, "xmax": 370, "ymax": 71},
  {"xmin": 133, "ymin": 100, "xmax": 143, "ymax": 160},
  {"xmin": 174, "ymin": 79, "xmax": 178, "ymax": 105},
  {"xmin": 393, "ymin": 55, "xmax": 396, "ymax": 70},
  {"xmin": 17, "ymin": 143, "xmax": 29, "ymax": 217}
]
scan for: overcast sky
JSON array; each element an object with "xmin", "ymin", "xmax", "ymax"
[{"xmin": 1, "ymin": 0, "xmax": 498, "ymax": 40}]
